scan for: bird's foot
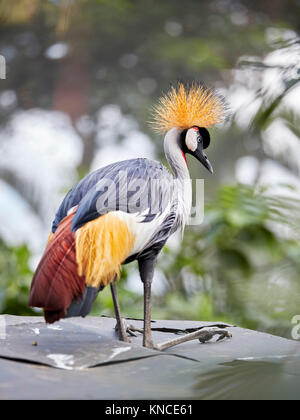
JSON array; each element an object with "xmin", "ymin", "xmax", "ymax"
[
  {"xmin": 114, "ymin": 320, "xmax": 156, "ymax": 348},
  {"xmin": 153, "ymin": 328, "xmax": 232, "ymax": 351},
  {"xmin": 143, "ymin": 335, "xmax": 155, "ymax": 349},
  {"xmin": 114, "ymin": 318, "xmax": 142, "ymax": 342},
  {"xmin": 115, "ymin": 322, "xmax": 232, "ymax": 350},
  {"xmin": 197, "ymin": 328, "xmax": 232, "ymax": 344}
]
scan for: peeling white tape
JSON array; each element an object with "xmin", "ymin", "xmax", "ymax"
[
  {"xmin": 47, "ymin": 354, "xmax": 75, "ymax": 370},
  {"xmin": 47, "ymin": 325, "xmax": 62, "ymax": 331},
  {"xmin": 31, "ymin": 328, "xmax": 40, "ymax": 336}
]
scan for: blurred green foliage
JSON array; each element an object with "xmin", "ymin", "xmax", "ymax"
[
  {"xmin": 0, "ymin": 239, "xmax": 35, "ymax": 316},
  {"xmin": 156, "ymin": 184, "xmax": 300, "ymax": 337}
]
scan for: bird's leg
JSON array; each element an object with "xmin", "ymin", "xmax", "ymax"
[
  {"xmin": 135, "ymin": 257, "xmax": 232, "ymax": 351},
  {"xmin": 110, "ymin": 280, "xmax": 130, "ymax": 343},
  {"xmin": 143, "ymin": 278, "xmax": 154, "ymax": 348},
  {"xmin": 138, "ymin": 257, "xmax": 156, "ymax": 349}
]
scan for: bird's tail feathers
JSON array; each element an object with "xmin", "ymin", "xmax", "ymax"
[
  {"xmin": 29, "ymin": 211, "xmax": 135, "ymax": 323},
  {"xmin": 28, "ymin": 213, "xmax": 86, "ymax": 323}
]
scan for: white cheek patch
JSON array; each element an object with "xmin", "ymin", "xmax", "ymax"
[{"xmin": 185, "ymin": 129, "xmax": 198, "ymax": 152}]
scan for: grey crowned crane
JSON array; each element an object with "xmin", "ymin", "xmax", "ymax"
[{"xmin": 29, "ymin": 82, "xmax": 231, "ymax": 350}]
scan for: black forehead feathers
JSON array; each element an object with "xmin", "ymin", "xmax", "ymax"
[{"xmin": 198, "ymin": 127, "xmax": 210, "ymax": 149}]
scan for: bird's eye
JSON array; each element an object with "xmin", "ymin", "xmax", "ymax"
[{"xmin": 198, "ymin": 127, "xmax": 210, "ymax": 149}]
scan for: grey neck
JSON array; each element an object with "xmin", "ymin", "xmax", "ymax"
[{"xmin": 164, "ymin": 127, "xmax": 190, "ymax": 180}]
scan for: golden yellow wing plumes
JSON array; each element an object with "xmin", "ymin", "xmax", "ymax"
[{"xmin": 151, "ymin": 82, "xmax": 227, "ymax": 133}]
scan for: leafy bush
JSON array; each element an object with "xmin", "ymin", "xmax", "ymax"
[
  {"xmin": 0, "ymin": 239, "xmax": 35, "ymax": 316},
  {"xmin": 158, "ymin": 184, "xmax": 300, "ymax": 337}
]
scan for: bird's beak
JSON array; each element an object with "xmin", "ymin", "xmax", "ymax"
[{"xmin": 193, "ymin": 146, "xmax": 214, "ymax": 174}]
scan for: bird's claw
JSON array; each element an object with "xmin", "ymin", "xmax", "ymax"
[
  {"xmin": 114, "ymin": 318, "xmax": 142, "ymax": 340},
  {"xmin": 198, "ymin": 329, "xmax": 232, "ymax": 344},
  {"xmin": 126, "ymin": 325, "xmax": 138, "ymax": 337}
]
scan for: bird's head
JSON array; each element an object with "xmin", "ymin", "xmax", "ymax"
[
  {"xmin": 181, "ymin": 125, "xmax": 213, "ymax": 173},
  {"xmin": 151, "ymin": 82, "xmax": 228, "ymax": 174}
]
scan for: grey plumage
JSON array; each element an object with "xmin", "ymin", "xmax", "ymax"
[
  {"xmin": 48, "ymin": 128, "xmax": 199, "ymax": 321},
  {"xmin": 51, "ymin": 150, "xmax": 188, "ymax": 319}
]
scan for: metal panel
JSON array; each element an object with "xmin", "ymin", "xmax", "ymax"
[{"xmin": 1, "ymin": 315, "xmax": 300, "ymax": 400}]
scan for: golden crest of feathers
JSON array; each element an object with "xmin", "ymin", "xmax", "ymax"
[{"xmin": 150, "ymin": 82, "xmax": 227, "ymax": 133}]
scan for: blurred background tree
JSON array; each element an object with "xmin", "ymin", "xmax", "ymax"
[{"xmin": 0, "ymin": 0, "xmax": 300, "ymax": 339}]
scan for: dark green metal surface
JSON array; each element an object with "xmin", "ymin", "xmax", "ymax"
[{"xmin": 0, "ymin": 315, "xmax": 300, "ymax": 400}]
